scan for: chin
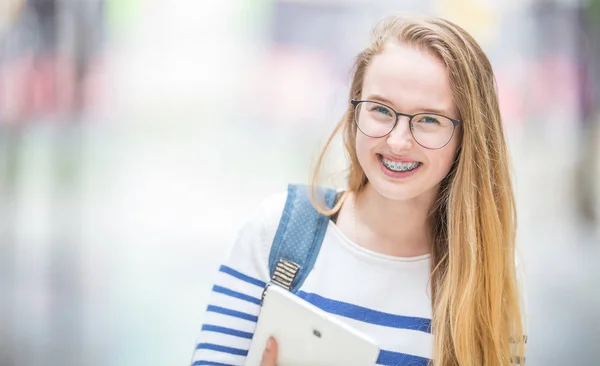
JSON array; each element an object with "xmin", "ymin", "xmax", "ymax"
[
  {"xmin": 367, "ymin": 176, "xmax": 431, "ymax": 202},
  {"xmin": 370, "ymin": 181, "xmax": 427, "ymax": 201}
]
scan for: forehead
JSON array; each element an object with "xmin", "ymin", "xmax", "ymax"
[{"xmin": 361, "ymin": 42, "xmax": 456, "ymax": 116}]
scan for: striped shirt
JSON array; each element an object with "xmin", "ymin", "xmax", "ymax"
[{"xmin": 190, "ymin": 191, "xmax": 526, "ymax": 365}]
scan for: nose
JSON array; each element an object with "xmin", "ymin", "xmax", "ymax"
[{"xmin": 386, "ymin": 116, "xmax": 415, "ymax": 152}]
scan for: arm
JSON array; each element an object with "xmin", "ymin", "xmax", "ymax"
[{"xmin": 189, "ymin": 193, "xmax": 285, "ymax": 366}]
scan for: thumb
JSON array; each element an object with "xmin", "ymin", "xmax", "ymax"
[{"xmin": 260, "ymin": 337, "xmax": 278, "ymax": 366}]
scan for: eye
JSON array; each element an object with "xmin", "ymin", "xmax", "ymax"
[
  {"xmin": 374, "ymin": 106, "xmax": 392, "ymax": 116},
  {"xmin": 419, "ymin": 115, "xmax": 440, "ymax": 124}
]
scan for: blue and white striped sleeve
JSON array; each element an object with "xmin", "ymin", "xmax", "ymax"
[{"xmin": 190, "ymin": 193, "xmax": 285, "ymax": 366}]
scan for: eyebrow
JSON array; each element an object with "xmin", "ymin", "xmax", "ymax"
[{"xmin": 363, "ymin": 93, "xmax": 454, "ymax": 117}]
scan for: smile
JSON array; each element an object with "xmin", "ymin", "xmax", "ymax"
[{"xmin": 379, "ymin": 155, "xmax": 421, "ymax": 172}]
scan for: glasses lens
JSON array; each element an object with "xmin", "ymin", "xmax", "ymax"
[
  {"xmin": 354, "ymin": 101, "xmax": 396, "ymax": 138},
  {"xmin": 410, "ymin": 113, "xmax": 455, "ymax": 149}
]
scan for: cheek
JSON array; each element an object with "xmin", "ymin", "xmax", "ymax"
[
  {"xmin": 423, "ymin": 153, "xmax": 453, "ymax": 187},
  {"xmin": 426, "ymin": 143, "xmax": 459, "ymax": 178},
  {"xmin": 355, "ymin": 134, "xmax": 374, "ymax": 163}
]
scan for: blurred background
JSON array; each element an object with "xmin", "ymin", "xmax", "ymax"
[{"xmin": 0, "ymin": 0, "xmax": 599, "ymax": 365}]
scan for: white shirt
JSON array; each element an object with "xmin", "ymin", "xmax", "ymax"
[{"xmin": 191, "ymin": 191, "xmax": 436, "ymax": 365}]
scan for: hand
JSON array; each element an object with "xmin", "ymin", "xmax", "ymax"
[{"xmin": 260, "ymin": 337, "xmax": 278, "ymax": 366}]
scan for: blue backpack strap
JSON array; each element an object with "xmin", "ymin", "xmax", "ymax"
[{"xmin": 268, "ymin": 184, "xmax": 337, "ymax": 293}]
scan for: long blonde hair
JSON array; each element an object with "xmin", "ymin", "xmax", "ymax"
[{"xmin": 311, "ymin": 15, "xmax": 526, "ymax": 365}]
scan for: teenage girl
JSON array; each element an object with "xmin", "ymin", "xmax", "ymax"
[{"xmin": 191, "ymin": 15, "xmax": 527, "ymax": 366}]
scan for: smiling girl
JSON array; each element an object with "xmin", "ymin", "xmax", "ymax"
[{"xmin": 191, "ymin": 15, "xmax": 527, "ymax": 366}]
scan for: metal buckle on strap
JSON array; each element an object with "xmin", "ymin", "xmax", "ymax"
[
  {"xmin": 261, "ymin": 259, "xmax": 300, "ymax": 304},
  {"xmin": 272, "ymin": 258, "xmax": 300, "ymax": 290}
]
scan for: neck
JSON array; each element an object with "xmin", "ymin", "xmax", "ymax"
[{"xmin": 353, "ymin": 182, "xmax": 436, "ymax": 257}]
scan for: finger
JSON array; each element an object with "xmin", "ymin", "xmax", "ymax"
[{"xmin": 260, "ymin": 337, "xmax": 278, "ymax": 366}]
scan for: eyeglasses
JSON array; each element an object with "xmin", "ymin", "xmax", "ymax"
[{"xmin": 351, "ymin": 100, "xmax": 461, "ymax": 150}]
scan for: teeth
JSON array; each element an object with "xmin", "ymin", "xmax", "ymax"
[{"xmin": 381, "ymin": 156, "xmax": 420, "ymax": 172}]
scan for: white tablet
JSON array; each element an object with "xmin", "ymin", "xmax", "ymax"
[{"xmin": 245, "ymin": 284, "xmax": 380, "ymax": 366}]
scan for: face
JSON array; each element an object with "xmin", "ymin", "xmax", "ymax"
[{"xmin": 355, "ymin": 42, "xmax": 461, "ymax": 203}]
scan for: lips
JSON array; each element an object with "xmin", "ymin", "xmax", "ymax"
[{"xmin": 378, "ymin": 154, "xmax": 421, "ymax": 172}]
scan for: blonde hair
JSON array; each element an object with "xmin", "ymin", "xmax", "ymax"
[{"xmin": 311, "ymin": 15, "xmax": 526, "ymax": 365}]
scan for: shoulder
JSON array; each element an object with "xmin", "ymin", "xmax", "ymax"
[
  {"xmin": 243, "ymin": 184, "xmax": 335, "ymax": 242},
  {"xmin": 225, "ymin": 190, "xmax": 288, "ymax": 279},
  {"xmin": 226, "ymin": 185, "xmax": 335, "ymax": 280},
  {"xmin": 249, "ymin": 189, "xmax": 288, "ymax": 247},
  {"xmin": 237, "ymin": 189, "xmax": 288, "ymax": 247}
]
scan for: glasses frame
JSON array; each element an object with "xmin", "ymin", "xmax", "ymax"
[{"xmin": 351, "ymin": 99, "xmax": 462, "ymax": 150}]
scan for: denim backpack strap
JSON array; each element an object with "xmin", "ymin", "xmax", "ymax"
[{"xmin": 267, "ymin": 184, "xmax": 337, "ymax": 294}]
